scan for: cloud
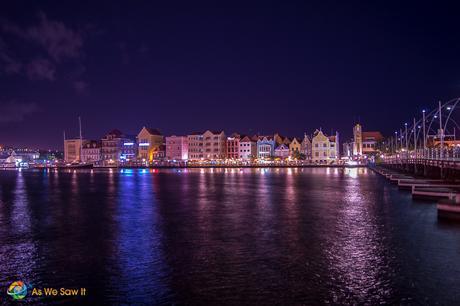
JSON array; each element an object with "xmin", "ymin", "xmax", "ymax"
[
  {"xmin": 26, "ymin": 58, "xmax": 55, "ymax": 81},
  {"xmin": 0, "ymin": 38, "xmax": 22, "ymax": 75},
  {"xmin": 0, "ymin": 12, "xmax": 85, "ymax": 83},
  {"xmin": 73, "ymin": 80, "xmax": 89, "ymax": 94},
  {"xmin": 28, "ymin": 12, "xmax": 83, "ymax": 61},
  {"xmin": 2, "ymin": 12, "xmax": 83, "ymax": 62},
  {"xmin": 0, "ymin": 101, "xmax": 39, "ymax": 123}
]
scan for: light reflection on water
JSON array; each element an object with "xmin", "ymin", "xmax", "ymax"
[{"xmin": 0, "ymin": 167, "xmax": 459, "ymax": 304}]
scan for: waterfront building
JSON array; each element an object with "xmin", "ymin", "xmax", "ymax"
[
  {"xmin": 289, "ymin": 137, "xmax": 302, "ymax": 157},
  {"xmin": 64, "ymin": 138, "xmax": 86, "ymax": 163},
  {"xmin": 362, "ymin": 131, "xmax": 384, "ymax": 155},
  {"xmin": 166, "ymin": 135, "xmax": 188, "ymax": 160},
  {"xmin": 312, "ymin": 129, "xmax": 339, "ymax": 163},
  {"xmin": 301, "ymin": 134, "xmax": 312, "ymax": 160},
  {"xmin": 203, "ymin": 130, "xmax": 226, "ymax": 160},
  {"xmin": 257, "ymin": 136, "xmax": 275, "ymax": 159},
  {"xmin": 226, "ymin": 133, "xmax": 241, "ymax": 159},
  {"xmin": 187, "ymin": 132, "xmax": 204, "ymax": 160},
  {"xmin": 152, "ymin": 144, "xmax": 166, "ymax": 160},
  {"xmin": 101, "ymin": 129, "xmax": 125, "ymax": 165},
  {"xmin": 274, "ymin": 144, "xmax": 290, "ymax": 159},
  {"xmin": 353, "ymin": 123, "xmax": 363, "ymax": 156},
  {"xmin": 239, "ymin": 135, "xmax": 257, "ymax": 160},
  {"xmin": 81, "ymin": 141, "xmax": 101, "ymax": 163},
  {"xmin": 274, "ymin": 133, "xmax": 291, "ymax": 146},
  {"xmin": 121, "ymin": 135, "xmax": 137, "ymax": 162},
  {"xmin": 137, "ymin": 127, "xmax": 164, "ymax": 162}
]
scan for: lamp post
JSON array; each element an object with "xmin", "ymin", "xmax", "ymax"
[
  {"xmin": 439, "ymin": 101, "xmax": 443, "ymax": 160},
  {"xmin": 405, "ymin": 122, "xmax": 408, "ymax": 158},
  {"xmin": 422, "ymin": 109, "xmax": 426, "ymax": 159}
]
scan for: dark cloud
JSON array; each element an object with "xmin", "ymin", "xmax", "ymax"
[
  {"xmin": 26, "ymin": 58, "xmax": 55, "ymax": 81},
  {"xmin": 0, "ymin": 12, "xmax": 85, "ymax": 82},
  {"xmin": 2, "ymin": 12, "xmax": 83, "ymax": 62},
  {"xmin": 0, "ymin": 101, "xmax": 39, "ymax": 123},
  {"xmin": 0, "ymin": 38, "xmax": 22, "ymax": 75},
  {"xmin": 73, "ymin": 80, "xmax": 89, "ymax": 94}
]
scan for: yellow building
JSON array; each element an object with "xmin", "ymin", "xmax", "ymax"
[
  {"xmin": 312, "ymin": 129, "xmax": 339, "ymax": 164},
  {"xmin": 136, "ymin": 127, "xmax": 164, "ymax": 162}
]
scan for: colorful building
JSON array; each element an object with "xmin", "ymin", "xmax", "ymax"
[
  {"xmin": 137, "ymin": 127, "xmax": 164, "ymax": 162},
  {"xmin": 203, "ymin": 130, "xmax": 226, "ymax": 160},
  {"xmin": 301, "ymin": 134, "xmax": 312, "ymax": 160},
  {"xmin": 274, "ymin": 144, "xmax": 290, "ymax": 159},
  {"xmin": 226, "ymin": 133, "xmax": 240, "ymax": 159},
  {"xmin": 312, "ymin": 129, "xmax": 339, "ymax": 164},
  {"xmin": 101, "ymin": 129, "xmax": 126, "ymax": 165},
  {"xmin": 166, "ymin": 136, "xmax": 188, "ymax": 160},
  {"xmin": 257, "ymin": 136, "xmax": 275, "ymax": 159},
  {"xmin": 239, "ymin": 135, "xmax": 257, "ymax": 160},
  {"xmin": 187, "ymin": 132, "xmax": 204, "ymax": 160},
  {"xmin": 81, "ymin": 140, "xmax": 101, "ymax": 163},
  {"xmin": 121, "ymin": 136, "xmax": 137, "ymax": 162},
  {"xmin": 289, "ymin": 137, "xmax": 302, "ymax": 157}
]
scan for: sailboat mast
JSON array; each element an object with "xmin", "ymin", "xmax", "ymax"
[{"xmin": 79, "ymin": 116, "xmax": 83, "ymax": 162}]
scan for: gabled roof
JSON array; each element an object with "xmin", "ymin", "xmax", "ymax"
[
  {"xmin": 188, "ymin": 131, "xmax": 203, "ymax": 136},
  {"xmin": 107, "ymin": 129, "xmax": 123, "ymax": 137},
  {"xmin": 241, "ymin": 135, "xmax": 256, "ymax": 142},
  {"xmin": 144, "ymin": 127, "xmax": 162, "ymax": 135},
  {"xmin": 275, "ymin": 144, "xmax": 289, "ymax": 150}
]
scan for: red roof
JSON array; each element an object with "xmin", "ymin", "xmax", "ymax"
[{"xmin": 362, "ymin": 131, "xmax": 383, "ymax": 141}]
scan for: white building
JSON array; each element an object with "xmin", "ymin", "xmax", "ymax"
[{"xmin": 239, "ymin": 136, "xmax": 257, "ymax": 160}]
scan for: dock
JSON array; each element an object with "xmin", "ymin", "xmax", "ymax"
[{"xmin": 371, "ymin": 165, "xmax": 460, "ymax": 221}]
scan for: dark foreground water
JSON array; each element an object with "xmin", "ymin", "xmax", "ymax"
[{"xmin": 0, "ymin": 167, "xmax": 459, "ymax": 305}]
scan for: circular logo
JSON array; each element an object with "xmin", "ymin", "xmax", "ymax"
[{"xmin": 7, "ymin": 281, "xmax": 28, "ymax": 300}]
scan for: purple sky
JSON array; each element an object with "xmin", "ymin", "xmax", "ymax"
[{"xmin": 2, "ymin": 1, "xmax": 460, "ymax": 149}]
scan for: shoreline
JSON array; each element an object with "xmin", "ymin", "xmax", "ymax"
[{"xmin": 2, "ymin": 164, "xmax": 369, "ymax": 170}]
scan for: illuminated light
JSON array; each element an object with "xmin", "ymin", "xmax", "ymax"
[
  {"xmin": 139, "ymin": 143, "xmax": 150, "ymax": 146},
  {"xmin": 124, "ymin": 142, "xmax": 134, "ymax": 146},
  {"xmin": 434, "ymin": 115, "xmax": 438, "ymax": 118}
]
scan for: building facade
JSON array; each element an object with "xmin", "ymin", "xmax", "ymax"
[
  {"xmin": 239, "ymin": 136, "xmax": 257, "ymax": 160},
  {"xmin": 101, "ymin": 129, "xmax": 125, "ymax": 165},
  {"xmin": 166, "ymin": 136, "xmax": 189, "ymax": 160},
  {"xmin": 312, "ymin": 130, "xmax": 339, "ymax": 163},
  {"xmin": 257, "ymin": 136, "xmax": 275, "ymax": 159},
  {"xmin": 289, "ymin": 137, "xmax": 302, "ymax": 157},
  {"xmin": 137, "ymin": 127, "xmax": 164, "ymax": 162},
  {"xmin": 226, "ymin": 133, "xmax": 240, "ymax": 159},
  {"xmin": 81, "ymin": 140, "xmax": 101, "ymax": 163},
  {"xmin": 64, "ymin": 138, "xmax": 86, "ymax": 163},
  {"xmin": 362, "ymin": 131, "xmax": 384, "ymax": 155},
  {"xmin": 187, "ymin": 132, "xmax": 204, "ymax": 160},
  {"xmin": 121, "ymin": 136, "xmax": 137, "ymax": 162},
  {"xmin": 353, "ymin": 123, "xmax": 363, "ymax": 156},
  {"xmin": 301, "ymin": 134, "xmax": 312, "ymax": 160},
  {"xmin": 203, "ymin": 130, "xmax": 226, "ymax": 160},
  {"xmin": 274, "ymin": 144, "xmax": 290, "ymax": 158}
]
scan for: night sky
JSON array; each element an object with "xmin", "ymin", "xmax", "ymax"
[{"xmin": 2, "ymin": 1, "xmax": 460, "ymax": 149}]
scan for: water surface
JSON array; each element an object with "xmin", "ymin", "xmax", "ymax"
[{"xmin": 0, "ymin": 168, "xmax": 459, "ymax": 304}]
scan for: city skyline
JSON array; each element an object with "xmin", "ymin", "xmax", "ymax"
[{"xmin": 2, "ymin": 2, "xmax": 460, "ymax": 149}]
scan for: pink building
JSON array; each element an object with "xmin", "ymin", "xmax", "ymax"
[
  {"xmin": 166, "ymin": 136, "xmax": 188, "ymax": 160},
  {"xmin": 227, "ymin": 133, "xmax": 240, "ymax": 159}
]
